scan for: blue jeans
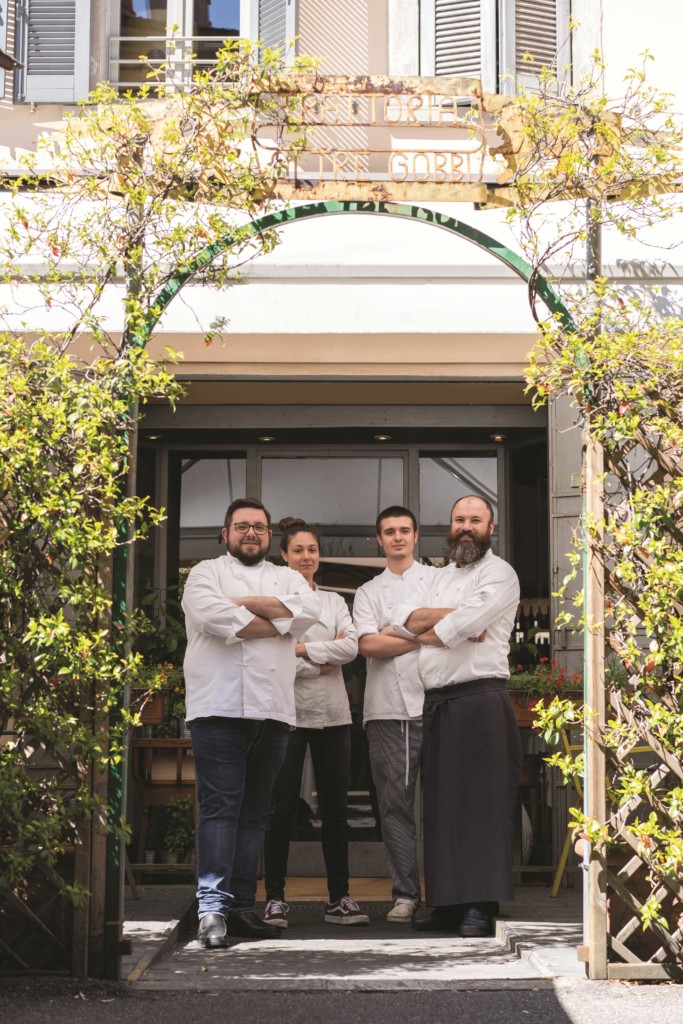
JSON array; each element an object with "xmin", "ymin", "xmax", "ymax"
[{"xmin": 190, "ymin": 717, "xmax": 290, "ymax": 917}]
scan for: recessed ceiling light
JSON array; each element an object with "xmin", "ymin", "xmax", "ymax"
[
  {"xmin": 145, "ymin": 434, "xmax": 161, "ymax": 441},
  {"xmin": 258, "ymin": 435, "xmax": 275, "ymax": 442},
  {"xmin": 489, "ymin": 433, "xmax": 506, "ymax": 443},
  {"xmin": 374, "ymin": 434, "xmax": 392, "ymax": 442}
]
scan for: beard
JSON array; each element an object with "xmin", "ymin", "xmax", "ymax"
[
  {"xmin": 227, "ymin": 538, "xmax": 267, "ymax": 566},
  {"xmin": 447, "ymin": 530, "xmax": 491, "ymax": 566}
]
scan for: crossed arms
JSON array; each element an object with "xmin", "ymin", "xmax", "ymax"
[
  {"xmin": 233, "ymin": 596, "xmax": 293, "ymax": 638},
  {"xmin": 181, "ymin": 562, "xmax": 321, "ymax": 644},
  {"xmin": 401, "ymin": 607, "xmax": 458, "ymax": 648}
]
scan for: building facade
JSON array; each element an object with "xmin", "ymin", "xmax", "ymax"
[{"xmin": 2, "ymin": 0, "xmax": 683, "ymax": 969}]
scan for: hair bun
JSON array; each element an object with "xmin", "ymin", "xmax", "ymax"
[{"xmin": 278, "ymin": 516, "xmax": 306, "ymax": 532}]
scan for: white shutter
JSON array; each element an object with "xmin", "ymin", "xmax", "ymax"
[
  {"xmin": 23, "ymin": 0, "xmax": 90, "ymax": 104},
  {"xmin": 0, "ymin": 1, "xmax": 8, "ymax": 99},
  {"xmin": 259, "ymin": 0, "xmax": 297, "ymax": 60},
  {"xmin": 430, "ymin": 0, "xmax": 496, "ymax": 91},
  {"xmin": 500, "ymin": 0, "xmax": 571, "ymax": 95}
]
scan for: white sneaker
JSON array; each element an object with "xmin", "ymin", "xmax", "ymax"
[
  {"xmin": 386, "ymin": 899, "xmax": 418, "ymax": 923},
  {"xmin": 264, "ymin": 899, "xmax": 289, "ymax": 929}
]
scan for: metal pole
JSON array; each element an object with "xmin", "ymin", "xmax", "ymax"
[
  {"xmin": 583, "ymin": 198, "xmax": 608, "ymax": 979},
  {"xmin": 103, "ymin": 175, "xmax": 144, "ymax": 979}
]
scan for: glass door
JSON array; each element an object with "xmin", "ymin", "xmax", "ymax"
[{"xmin": 162, "ymin": 441, "xmax": 511, "ymax": 877}]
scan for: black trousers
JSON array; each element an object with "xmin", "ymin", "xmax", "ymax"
[
  {"xmin": 264, "ymin": 724, "xmax": 351, "ymax": 903},
  {"xmin": 422, "ymin": 678, "xmax": 522, "ymax": 908}
]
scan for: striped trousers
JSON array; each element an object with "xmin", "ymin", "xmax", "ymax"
[{"xmin": 366, "ymin": 718, "xmax": 422, "ymax": 904}]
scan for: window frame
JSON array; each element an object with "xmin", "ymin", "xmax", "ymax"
[{"xmin": 108, "ymin": 0, "xmax": 294, "ymax": 89}]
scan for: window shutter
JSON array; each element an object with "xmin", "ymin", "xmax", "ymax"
[
  {"xmin": 0, "ymin": 1, "xmax": 7, "ymax": 99},
  {"xmin": 23, "ymin": 0, "xmax": 90, "ymax": 104},
  {"xmin": 259, "ymin": 0, "xmax": 297, "ymax": 60},
  {"xmin": 432, "ymin": 0, "xmax": 496, "ymax": 91},
  {"xmin": 500, "ymin": 0, "xmax": 571, "ymax": 94}
]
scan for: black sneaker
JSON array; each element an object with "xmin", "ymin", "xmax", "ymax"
[
  {"xmin": 324, "ymin": 896, "xmax": 369, "ymax": 926},
  {"xmin": 457, "ymin": 905, "xmax": 493, "ymax": 938}
]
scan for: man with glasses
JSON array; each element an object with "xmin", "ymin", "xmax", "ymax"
[{"xmin": 182, "ymin": 498, "xmax": 321, "ymax": 948}]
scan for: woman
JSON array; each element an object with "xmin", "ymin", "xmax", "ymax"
[{"xmin": 263, "ymin": 518, "xmax": 369, "ymax": 928}]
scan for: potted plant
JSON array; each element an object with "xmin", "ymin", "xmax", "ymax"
[
  {"xmin": 172, "ymin": 698, "xmax": 190, "ymax": 739},
  {"xmin": 507, "ymin": 659, "xmax": 583, "ymax": 727},
  {"xmin": 162, "ymin": 797, "xmax": 195, "ymax": 864},
  {"xmin": 130, "ymin": 585, "xmax": 187, "ymax": 732}
]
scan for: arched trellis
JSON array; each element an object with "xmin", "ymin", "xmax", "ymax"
[
  {"xmin": 133, "ymin": 200, "xmax": 575, "ymax": 347},
  {"xmin": 107, "ymin": 201, "xmax": 589, "ymax": 980}
]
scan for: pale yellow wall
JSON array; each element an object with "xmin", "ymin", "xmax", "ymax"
[{"xmin": 143, "ymin": 331, "xmax": 536, "ymax": 380}]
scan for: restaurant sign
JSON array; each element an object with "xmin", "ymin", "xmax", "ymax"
[{"xmin": 253, "ymin": 75, "xmax": 506, "ymax": 202}]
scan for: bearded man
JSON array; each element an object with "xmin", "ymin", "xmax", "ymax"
[
  {"xmin": 392, "ymin": 495, "xmax": 522, "ymax": 938},
  {"xmin": 182, "ymin": 498, "xmax": 321, "ymax": 948}
]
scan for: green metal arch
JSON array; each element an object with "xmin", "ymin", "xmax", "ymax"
[{"xmin": 137, "ymin": 200, "xmax": 574, "ymax": 346}]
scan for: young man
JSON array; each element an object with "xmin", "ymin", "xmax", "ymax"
[
  {"xmin": 352, "ymin": 506, "xmax": 438, "ymax": 922},
  {"xmin": 392, "ymin": 494, "xmax": 522, "ymax": 938},
  {"xmin": 181, "ymin": 498, "xmax": 321, "ymax": 948}
]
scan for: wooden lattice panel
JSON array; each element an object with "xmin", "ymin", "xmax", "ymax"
[
  {"xmin": 0, "ymin": 853, "xmax": 74, "ymax": 973},
  {"xmin": 604, "ymin": 692, "xmax": 683, "ymax": 979}
]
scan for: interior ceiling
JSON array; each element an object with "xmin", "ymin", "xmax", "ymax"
[{"xmin": 138, "ymin": 424, "xmax": 547, "ymax": 447}]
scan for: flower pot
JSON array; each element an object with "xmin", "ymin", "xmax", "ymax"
[
  {"xmin": 508, "ymin": 692, "xmax": 545, "ymax": 728},
  {"xmin": 160, "ymin": 850, "xmax": 178, "ymax": 865},
  {"xmin": 144, "ymin": 849, "xmax": 156, "ymax": 865},
  {"xmin": 131, "ymin": 689, "xmax": 166, "ymax": 725},
  {"xmin": 507, "ymin": 690, "xmax": 583, "ymax": 728}
]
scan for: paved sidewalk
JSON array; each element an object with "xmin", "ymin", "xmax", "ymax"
[{"xmin": 125, "ymin": 883, "xmax": 584, "ymax": 990}]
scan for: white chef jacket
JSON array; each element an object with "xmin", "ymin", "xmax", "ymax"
[
  {"xmin": 294, "ymin": 589, "xmax": 357, "ymax": 729},
  {"xmin": 181, "ymin": 551, "xmax": 322, "ymax": 725},
  {"xmin": 393, "ymin": 549, "xmax": 520, "ymax": 690},
  {"xmin": 353, "ymin": 560, "xmax": 440, "ymax": 723}
]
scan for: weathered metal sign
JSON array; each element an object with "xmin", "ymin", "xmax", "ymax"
[{"xmin": 252, "ymin": 75, "xmax": 497, "ymax": 202}]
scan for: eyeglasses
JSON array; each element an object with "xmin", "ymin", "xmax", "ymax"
[{"xmin": 231, "ymin": 521, "xmax": 269, "ymax": 535}]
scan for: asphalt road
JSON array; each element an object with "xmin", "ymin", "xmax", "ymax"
[{"xmin": 2, "ymin": 979, "xmax": 683, "ymax": 1024}]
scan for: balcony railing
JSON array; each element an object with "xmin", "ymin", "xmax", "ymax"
[{"xmin": 108, "ymin": 35, "xmax": 239, "ymax": 90}]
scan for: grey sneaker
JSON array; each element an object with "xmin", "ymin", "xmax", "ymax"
[
  {"xmin": 324, "ymin": 896, "xmax": 369, "ymax": 926},
  {"xmin": 264, "ymin": 899, "xmax": 289, "ymax": 929}
]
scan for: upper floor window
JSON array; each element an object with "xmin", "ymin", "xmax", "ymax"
[
  {"xmin": 115, "ymin": 0, "xmax": 241, "ymax": 88},
  {"xmin": 419, "ymin": 0, "xmax": 571, "ymax": 94}
]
